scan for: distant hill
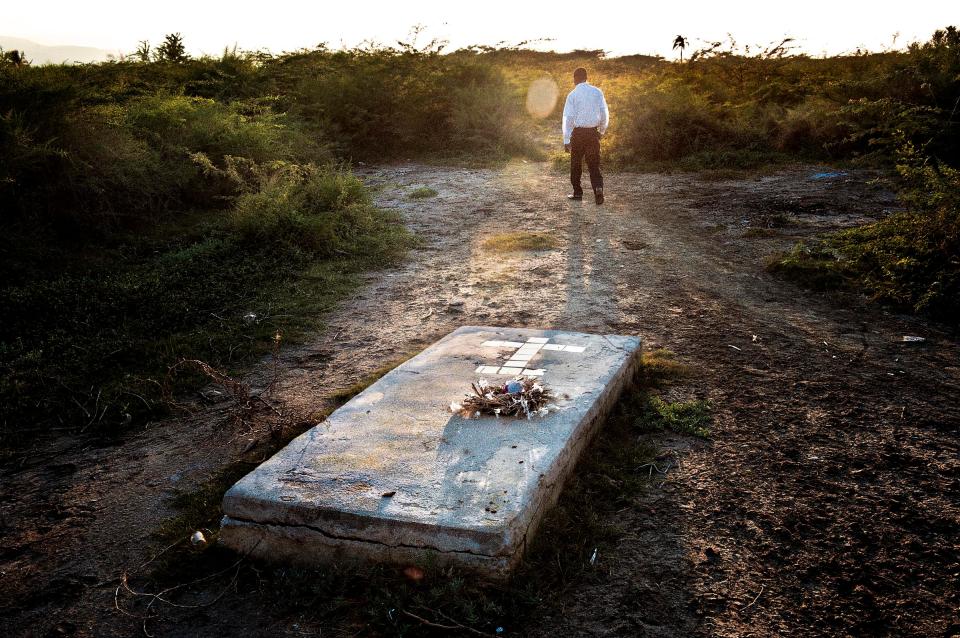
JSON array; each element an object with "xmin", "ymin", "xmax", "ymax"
[{"xmin": 0, "ymin": 35, "xmax": 118, "ymax": 65}]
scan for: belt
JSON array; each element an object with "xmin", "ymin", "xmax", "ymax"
[{"xmin": 573, "ymin": 126, "xmax": 598, "ymax": 131}]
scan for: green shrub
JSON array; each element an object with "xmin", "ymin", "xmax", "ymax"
[
  {"xmin": 287, "ymin": 47, "xmax": 533, "ymax": 160},
  {"xmin": 230, "ymin": 164, "xmax": 406, "ymax": 259},
  {"xmin": 835, "ymin": 97, "xmax": 944, "ymax": 162},
  {"xmin": 831, "ymin": 150, "xmax": 959, "ymax": 317},
  {"xmin": 773, "ymin": 97, "xmax": 845, "ymax": 155},
  {"xmin": 0, "ymin": 73, "xmax": 328, "ymax": 226},
  {"xmin": 125, "ymin": 94, "xmax": 320, "ymax": 165},
  {"xmin": 610, "ymin": 79, "xmax": 764, "ymax": 164},
  {"xmin": 770, "ymin": 145, "xmax": 959, "ymax": 320},
  {"xmin": 446, "ymin": 70, "xmax": 535, "ymax": 156}
]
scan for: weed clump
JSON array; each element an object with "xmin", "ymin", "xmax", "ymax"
[
  {"xmin": 408, "ymin": 186, "xmax": 438, "ymax": 199},
  {"xmin": 637, "ymin": 397, "xmax": 712, "ymax": 438}
]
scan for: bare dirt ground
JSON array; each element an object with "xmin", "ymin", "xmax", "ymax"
[{"xmin": 2, "ymin": 161, "xmax": 959, "ymax": 637}]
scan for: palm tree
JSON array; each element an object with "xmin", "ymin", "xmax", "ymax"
[{"xmin": 672, "ymin": 35, "xmax": 687, "ymax": 62}]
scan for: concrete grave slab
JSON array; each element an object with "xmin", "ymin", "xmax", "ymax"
[{"xmin": 220, "ymin": 326, "xmax": 641, "ymax": 579}]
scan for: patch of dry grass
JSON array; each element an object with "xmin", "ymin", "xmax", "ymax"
[
  {"xmin": 408, "ymin": 186, "xmax": 438, "ymax": 199},
  {"xmin": 640, "ymin": 349, "xmax": 693, "ymax": 384},
  {"xmin": 482, "ymin": 232, "xmax": 559, "ymax": 252}
]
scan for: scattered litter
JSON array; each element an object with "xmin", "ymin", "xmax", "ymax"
[
  {"xmin": 728, "ymin": 345, "xmax": 742, "ymax": 351},
  {"xmin": 743, "ymin": 584, "xmax": 765, "ymax": 610},
  {"xmin": 590, "ymin": 548, "xmax": 598, "ymax": 565},
  {"xmin": 200, "ymin": 389, "xmax": 223, "ymax": 402},
  {"xmin": 751, "ymin": 334, "xmax": 759, "ymax": 343},
  {"xmin": 902, "ymin": 335, "xmax": 926, "ymax": 342},
  {"xmin": 638, "ymin": 462, "xmax": 672, "ymax": 479},
  {"xmin": 810, "ymin": 171, "xmax": 847, "ymax": 180},
  {"xmin": 402, "ymin": 566, "xmax": 425, "ymax": 581},
  {"xmin": 190, "ymin": 531, "xmax": 206, "ymax": 546},
  {"xmin": 421, "ymin": 308, "xmax": 434, "ymax": 320},
  {"xmin": 242, "ymin": 312, "xmax": 258, "ymax": 325},
  {"xmin": 496, "ymin": 628, "xmax": 505, "ymax": 635},
  {"xmin": 382, "ymin": 491, "xmax": 396, "ymax": 498},
  {"xmin": 451, "ymin": 377, "xmax": 554, "ymax": 419}
]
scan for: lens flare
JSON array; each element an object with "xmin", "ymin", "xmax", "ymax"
[{"xmin": 526, "ymin": 77, "xmax": 558, "ymax": 119}]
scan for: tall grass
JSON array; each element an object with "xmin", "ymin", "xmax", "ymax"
[{"xmin": 284, "ymin": 46, "xmax": 536, "ymax": 160}]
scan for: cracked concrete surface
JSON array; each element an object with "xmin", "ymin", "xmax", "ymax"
[{"xmin": 221, "ymin": 326, "xmax": 640, "ymax": 577}]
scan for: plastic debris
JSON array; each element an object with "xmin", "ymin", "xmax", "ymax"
[
  {"xmin": 902, "ymin": 336, "xmax": 926, "ymax": 342},
  {"xmin": 810, "ymin": 171, "xmax": 848, "ymax": 180},
  {"xmin": 590, "ymin": 548, "xmax": 598, "ymax": 565},
  {"xmin": 190, "ymin": 530, "xmax": 207, "ymax": 546}
]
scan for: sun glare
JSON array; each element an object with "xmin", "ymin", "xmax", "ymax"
[{"xmin": 526, "ymin": 78, "xmax": 559, "ymax": 119}]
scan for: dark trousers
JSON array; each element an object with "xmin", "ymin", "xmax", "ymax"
[{"xmin": 570, "ymin": 127, "xmax": 603, "ymax": 196}]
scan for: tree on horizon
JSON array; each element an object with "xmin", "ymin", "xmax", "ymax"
[
  {"xmin": 156, "ymin": 33, "xmax": 188, "ymax": 63},
  {"xmin": 673, "ymin": 35, "xmax": 687, "ymax": 62}
]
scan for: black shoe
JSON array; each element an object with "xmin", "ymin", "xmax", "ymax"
[
  {"xmin": 594, "ymin": 189, "xmax": 605, "ymax": 205},
  {"xmin": 567, "ymin": 193, "xmax": 583, "ymax": 200}
]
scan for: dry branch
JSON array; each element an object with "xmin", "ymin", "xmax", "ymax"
[{"xmin": 451, "ymin": 377, "xmax": 554, "ymax": 419}]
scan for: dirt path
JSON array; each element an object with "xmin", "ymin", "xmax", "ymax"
[{"xmin": 2, "ymin": 162, "xmax": 958, "ymax": 637}]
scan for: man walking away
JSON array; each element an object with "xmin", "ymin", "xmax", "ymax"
[{"xmin": 562, "ymin": 67, "xmax": 609, "ymax": 205}]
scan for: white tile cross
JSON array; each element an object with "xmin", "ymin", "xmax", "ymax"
[{"xmin": 476, "ymin": 337, "xmax": 587, "ymax": 377}]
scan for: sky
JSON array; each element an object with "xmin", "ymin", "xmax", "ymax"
[{"xmin": 5, "ymin": 0, "xmax": 959, "ymax": 58}]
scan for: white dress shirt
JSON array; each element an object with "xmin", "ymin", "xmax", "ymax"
[{"xmin": 562, "ymin": 82, "xmax": 610, "ymax": 144}]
